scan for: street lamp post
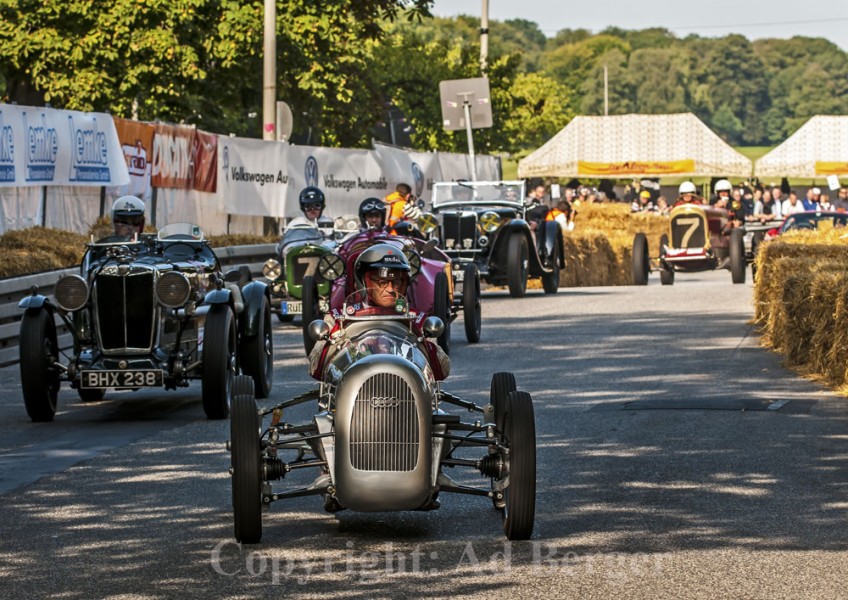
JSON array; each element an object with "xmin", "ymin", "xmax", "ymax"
[
  {"xmin": 480, "ymin": 0, "xmax": 489, "ymax": 73},
  {"xmin": 262, "ymin": 0, "xmax": 276, "ymax": 140}
]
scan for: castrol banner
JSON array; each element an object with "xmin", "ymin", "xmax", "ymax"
[{"xmin": 0, "ymin": 103, "xmax": 129, "ymax": 187}]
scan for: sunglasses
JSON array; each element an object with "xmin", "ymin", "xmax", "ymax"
[
  {"xmin": 114, "ymin": 218, "xmax": 142, "ymax": 226},
  {"xmin": 303, "ymin": 203, "xmax": 322, "ymax": 211}
]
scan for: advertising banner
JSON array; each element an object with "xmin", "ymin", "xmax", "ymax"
[
  {"xmin": 219, "ymin": 136, "xmax": 291, "ymax": 217},
  {"xmin": 0, "ymin": 103, "xmax": 129, "ymax": 187},
  {"xmin": 192, "ymin": 130, "xmax": 218, "ymax": 193},
  {"xmin": 577, "ymin": 159, "xmax": 695, "ymax": 176},
  {"xmin": 815, "ymin": 161, "xmax": 848, "ymax": 176},
  {"xmin": 112, "ymin": 117, "xmax": 154, "ymax": 200},
  {"xmin": 151, "ymin": 123, "xmax": 194, "ymax": 189}
]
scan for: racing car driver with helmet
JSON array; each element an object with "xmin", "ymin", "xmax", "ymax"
[
  {"xmin": 673, "ymin": 181, "xmax": 704, "ymax": 207},
  {"xmin": 112, "ymin": 195, "xmax": 147, "ymax": 238},
  {"xmin": 307, "ymin": 243, "xmax": 450, "ymax": 380},
  {"xmin": 288, "ymin": 186, "xmax": 333, "ymax": 235},
  {"xmin": 710, "ymin": 179, "xmax": 733, "ymax": 208},
  {"xmin": 358, "ymin": 197, "xmax": 387, "ymax": 230}
]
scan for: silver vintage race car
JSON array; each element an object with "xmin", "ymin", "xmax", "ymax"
[{"xmin": 228, "ymin": 297, "xmax": 536, "ymax": 542}]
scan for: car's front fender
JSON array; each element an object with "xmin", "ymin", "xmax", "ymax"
[
  {"xmin": 19, "ymin": 294, "xmax": 50, "ymax": 311},
  {"xmin": 204, "ymin": 288, "xmax": 232, "ymax": 306},
  {"xmin": 239, "ymin": 280, "xmax": 270, "ymax": 337}
]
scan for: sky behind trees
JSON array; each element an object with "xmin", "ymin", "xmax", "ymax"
[{"xmin": 431, "ymin": 0, "xmax": 848, "ymax": 51}]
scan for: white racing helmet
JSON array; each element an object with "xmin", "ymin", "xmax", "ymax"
[
  {"xmin": 714, "ymin": 179, "xmax": 732, "ymax": 193},
  {"xmin": 678, "ymin": 181, "xmax": 697, "ymax": 195}
]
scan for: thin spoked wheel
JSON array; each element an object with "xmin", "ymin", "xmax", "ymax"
[{"xmin": 490, "ymin": 372, "xmax": 517, "ymax": 509}]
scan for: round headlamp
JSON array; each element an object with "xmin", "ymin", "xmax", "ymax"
[
  {"xmin": 54, "ymin": 274, "xmax": 89, "ymax": 312},
  {"xmin": 480, "ymin": 211, "xmax": 501, "ymax": 233},
  {"xmin": 262, "ymin": 258, "xmax": 282, "ymax": 281},
  {"xmin": 156, "ymin": 271, "xmax": 192, "ymax": 308},
  {"xmin": 318, "ymin": 254, "xmax": 345, "ymax": 281},
  {"xmin": 418, "ymin": 212, "xmax": 439, "ymax": 235}
]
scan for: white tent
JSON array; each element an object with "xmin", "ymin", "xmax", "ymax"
[
  {"xmin": 518, "ymin": 113, "xmax": 752, "ymax": 179},
  {"xmin": 755, "ymin": 115, "xmax": 848, "ymax": 179}
]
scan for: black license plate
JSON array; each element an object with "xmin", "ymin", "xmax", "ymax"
[{"xmin": 80, "ymin": 369, "xmax": 164, "ymax": 389}]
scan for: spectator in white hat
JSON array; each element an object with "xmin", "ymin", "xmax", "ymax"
[{"xmin": 802, "ymin": 187, "xmax": 821, "ymax": 211}]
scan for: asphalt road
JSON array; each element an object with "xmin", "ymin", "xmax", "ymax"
[{"xmin": 0, "ymin": 270, "xmax": 846, "ymax": 599}]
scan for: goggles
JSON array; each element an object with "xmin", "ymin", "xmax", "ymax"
[
  {"xmin": 361, "ymin": 200, "xmax": 383, "ymax": 213},
  {"xmin": 303, "ymin": 203, "xmax": 322, "ymax": 212}
]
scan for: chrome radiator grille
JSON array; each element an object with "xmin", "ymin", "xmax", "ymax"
[
  {"xmin": 95, "ymin": 268, "xmax": 156, "ymax": 351},
  {"xmin": 350, "ymin": 373, "xmax": 419, "ymax": 471}
]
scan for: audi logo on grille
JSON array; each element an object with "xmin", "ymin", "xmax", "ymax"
[{"xmin": 370, "ymin": 396, "xmax": 400, "ymax": 408}]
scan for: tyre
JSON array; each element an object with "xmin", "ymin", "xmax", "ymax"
[
  {"xmin": 231, "ymin": 375, "xmax": 262, "ymax": 544},
  {"xmin": 77, "ymin": 388, "xmax": 106, "ymax": 403},
  {"xmin": 502, "ymin": 390, "xmax": 536, "ymax": 541},
  {"xmin": 433, "ymin": 271, "xmax": 451, "ymax": 355},
  {"xmin": 659, "ymin": 234, "xmax": 674, "ymax": 286},
  {"xmin": 506, "ymin": 234, "xmax": 528, "ymax": 298},
  {"xmin": 631, "ymin": 233, "xmax": 649, "ymax": 286},
  {"xmin": 462, "ymin": 263, "xmax": 482, "ymax": 343},
  {"xmin": 541, "ymin": 236, "xmax": 560, "ymax": 294},
  {"xmin": 240, "ymin": 294, "xmax": 273, "ymax": 399},
  {"xmin": 20, "ymin": 310, "xmax": 60, "ymax": 422},
  {"xmin": 730, "ymin": 228, "xmax": 746, "ymax": 284},
  {"xmin": 489, "ymin": 372, "xmax": 517, "ymax": 510},
  {"xmin": 301, "ymin": 275, "xmax": 319, "ymax": 356},
  {"xmin": 202, "ymin": 306, "xmax": 236, "ymax": 420}
]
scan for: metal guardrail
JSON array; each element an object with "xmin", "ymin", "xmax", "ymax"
[{"xmin": 0, "ymin": 243, "xmax": 275, "ymax": 368}]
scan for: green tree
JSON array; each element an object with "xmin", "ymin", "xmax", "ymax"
[
  {"xmin": 627, "ymin": 47, "xmax": 690, "ymax": 113},
  {"xmin": 712, "ymin": 103, "xmax": 743, "ymax": 142}
]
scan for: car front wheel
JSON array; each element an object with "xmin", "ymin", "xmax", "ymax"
[
  {"xmin": 632, "ymin": 233, "xmax": 649, "ymax": 285},
  {"xmin": 20, "ymin": 310, "xmax": 60, "ymax": 422},
  {"xmin": 506, "ymin": 234, "xmax": 528, "ymax": 298},
  {"xmin": 231, "ymin": 375, "xmax": 262, "ymax": 544},
  {"xmin": 502, "ymin": 390, "xmax": 536, "ymax": 540},
  {"xmin": 730, "ymin": 228, "xmax": 746, "ymax": 284},
  {"xmin": 301, "ymin": 275, "xmax": 319, "ymax": 356},
  {"xmin": 434, "ymin": 271, "xmax": 451, "ymax": 355},
  {"xmin": 541, "ymin": 237, "xmax": 560, "ymax": 294},
  {"xmin": 462, "ymin": 263, "xmax": 481, "ymax": 343}
]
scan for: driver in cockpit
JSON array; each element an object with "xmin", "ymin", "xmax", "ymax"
[
  {"xmin": 111, "ymin": 195, "xmax": 146, "ymax": 238},
  {"xmin": 307, "ymin": 244, "xmax": 450, "ymax": 380}
]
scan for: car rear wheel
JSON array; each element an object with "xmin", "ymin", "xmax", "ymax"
[
  {"xmin": 434, "ymin": 271, "xmax": 451, "ymax": 355},
  {"xmin": 202, "ymin": 306, "xmax": 236, "ymax": 420},
  {"xmin": 659, "ymin": 234, "xmax": 674, "ymax": 286},
  {"xmin": 20, "ymin": 310, "xmax": 60, "ymax": 422},
  {"xmin": 631, "ymin": 233, "xmax": 649, "ymax": 285},
  {"xmin": 301, "ymin": 275, "xmax": 319, "ymax": 356},
  {"xmin": 462, "ymin": 263, "xmax": 481, "ymax": 343},
  {"xmin": 240, "ymin": 294, "xmax": 273, "ymax": 399},
  {"xmin": 231, "ymin": 375, "xmax": 262, "ymax": 544},
  {"xmin": 506, "ymin": 234, "xmax": 528, "ymax": 298},
  {"xmin": 541, "ymin": 237, "xmax": 560, "ymax": 294},
  {"xmin": 502, "ymin": 390, "xmax": 536, "ymax": 540},
  {"xmin": 730, "ymin": 228, "xmax": 746, "ymax": 284}
]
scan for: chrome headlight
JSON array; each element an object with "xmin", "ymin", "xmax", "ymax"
[
  {"xmin": 480, "ymin": 211, "xmax": 501, "ymax": 233},
  {"xmin": 318, "ymin": 254, "xmax": 345, "ymax": 281},
  {"xmin": 156, "ymin": 271, "xmax": 192, "ymax": 308},
  {"xmin": 54, "ymin": 274, "xmax": 89, "ymax": 311},
  {"xmin": 262, "ymin": 258, "xmax": 282, "ymax": 281},
  {"xmin": 418, "ymin": 212, "xmax": 439, "ymax": 235}
]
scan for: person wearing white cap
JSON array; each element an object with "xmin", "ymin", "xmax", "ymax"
[{"xmin": 802, "ymin": 187, "xmax": 821, "ymax": 211}]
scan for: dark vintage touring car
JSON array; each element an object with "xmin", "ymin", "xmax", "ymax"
[{"xmin": 18, "ymin": 223, "xmax": 273, "ymax": 422}]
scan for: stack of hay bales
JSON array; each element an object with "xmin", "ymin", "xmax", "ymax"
[
  {"xmin": 560, "ymin": 203, "xmax": 668, "ymax": 286},
  {"xmin": 753, "ymin": 228, "xmax": 848, "ymax": 389}
]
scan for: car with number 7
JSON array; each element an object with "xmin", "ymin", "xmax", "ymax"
[{"xmin": 631, "ymin": 202, "xmax": 747, "ymax": 285}]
